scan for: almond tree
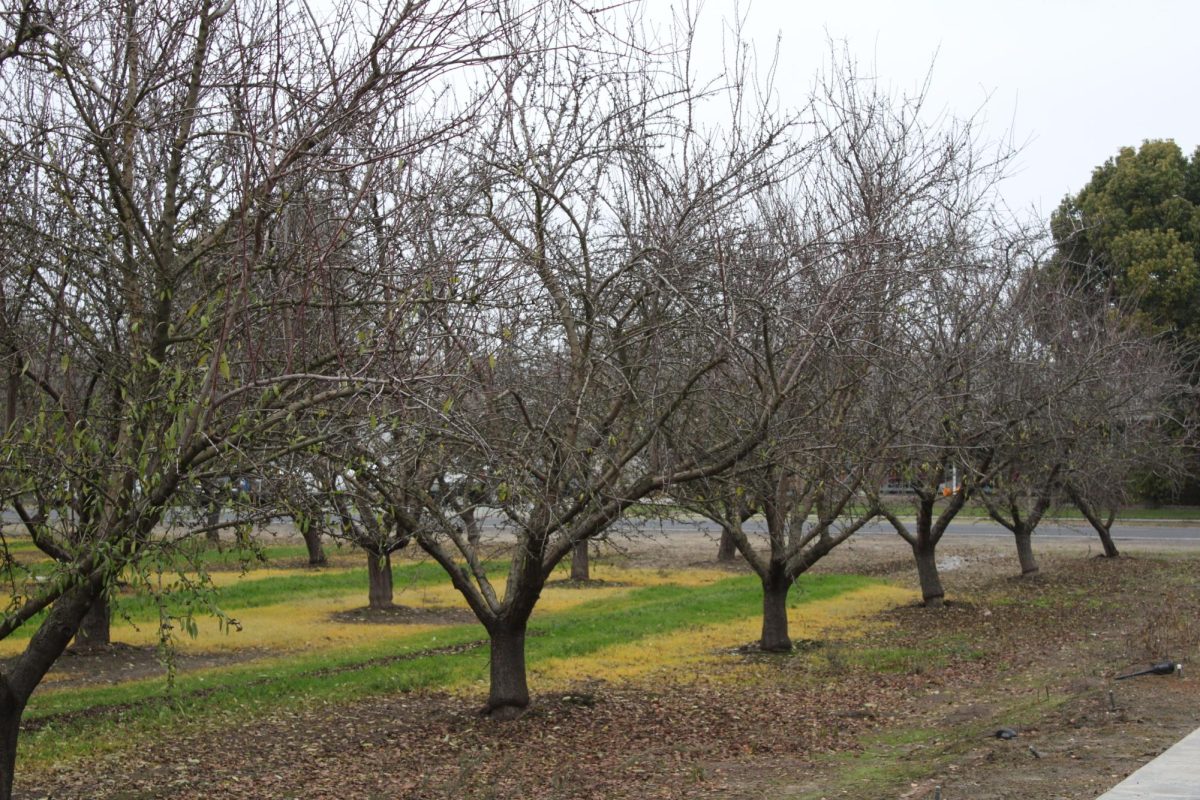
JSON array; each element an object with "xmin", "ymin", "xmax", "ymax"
[
  {"xmin": 1055, "ymin": 317, "xmax": 1194, "ymax": 557},
  {"xmin": 874, "ymin": 241, "xmax": 1184, "ymax": 599},
  {"xmin": 676, "ymin": 369, "xmax": 891, "ymax": 651},
  {"xmin": 976, "ymin": 461, "xmax": 1061, "ymax": 576},
  {"xmin": 0, "ymin": 0, "xmax": 518, "ymax": 794},
  {"xmin": 982, "ymin": 277, "xmax": 1191, "ymax": 567},
  {"xmin": 802, "ymin": 55, "xmax": 1020, "ymax": 608},
  {"xmin": 968, "ymin": 273, "xmax": 1073, "ymax": 576},
  {"xmin": 667, "ymin": 55, "xmax": 999, "ymax": 647},
  {"xmin": 350, "ymin": 7, "xmax": 825, "ymax": 719},
  {"xmin": 870, "ymin": 251, "xmax": 1019, "ymax": 606}
]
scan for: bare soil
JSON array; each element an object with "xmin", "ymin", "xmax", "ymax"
[
  {"xmin": 17, "ymin": 533, "xmax": 1200, "ymax": 800},
  {"xmin": 18, "ymin": 644, "xmax": 267, "ymax": 692}
]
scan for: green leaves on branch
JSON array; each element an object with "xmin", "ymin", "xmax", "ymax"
[{"xmin": 1051, "ymin": 139, "xmax": 1200, "ymax": 345}]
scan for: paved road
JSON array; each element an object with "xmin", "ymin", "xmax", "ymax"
[
  {"xmin": 5, "ymin": 508, "xmax": 1199, "ymax": 545},
  {"xmin": 612, "ymin": 517, "xmax": 1200, "ymax": 545}
]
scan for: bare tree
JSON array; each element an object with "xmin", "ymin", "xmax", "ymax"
[
  {"xmin": 875, "ymin": 240, "xmax": 1184, "ymax": 597},
  {"xmin": 329, "ymin": 472, "xmax": 413, "ymax": 610},
  {"xmin": 804, "ymin": 54, "xmax": 1021, "ymax": 608},
  {"xmin": 969, "ymin": 272, "xmax": 1075, "ymax": 577},
  {"xmin": 978, "ymin": 465, "xmax": 1061, "ymax": 576},
  {"xmin": 0, "ymin": 0, "xmax": 519, "ymax": 793},
  {"xmin": 677, "ymin": 368, "xmax": 890, "ymax": 651},
  {"xmin": 347, "ymin": 6, "xmax": 828, "ymax": 719},
  {"xmin": 317, "ymin": 425, "xmax": 440, "ymax": 611},
  {"xmin": 1037, "ymin": 281, "xmax": 1192, "ymax": 560},
  {"xmin": 668, "ymin": 51, "xmax": 1006, "ymax": 643},
  {"xmin": 871, "ymin": 250, "xmax": 1020, "ymax": 606}
]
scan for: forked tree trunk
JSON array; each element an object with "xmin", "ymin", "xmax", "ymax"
[
  {"xmin": 73, "ymin": 594, "xmax": 111, "ymax": 650},
  {"xmin": 1082, "ymin": 509, "xmax": 1120, "ymax": 558},
  {"xmin": 913, "ymin": 541, "xmax": 945, "ymax": 608},
  {"xmin": 1065, "ymin": 484, "xmax": 1120, "ymax": 558},
  {"xmin": 759, "ymin": 571, "xmax": 792, "ymax": 652},
  {"xmin": 570, "ymin": 540, "xmax": 589, "ymax": 582},
  {"xmin": 366, "ymin": 552, "xmax": 393, "ymax": 609},
  {"xmin": 1014, "ymin": 530, "xmax": 1039, "ymax": 575},
  {"xmin": 485, "ymin": 620, "xmax": 529, "ymax": 719},
  {"xmin": 717, "ymin": 527, "xmax": 738, "ymax": 562}
]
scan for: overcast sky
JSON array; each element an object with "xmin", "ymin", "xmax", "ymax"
[{"xmin": 662, "ymin": 0, "xmax": 1198, "ymax": 220}]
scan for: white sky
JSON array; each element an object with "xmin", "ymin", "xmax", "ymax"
[{"xmin": 661, "ymin": 0, "xmax": 1199, "ymax": 219}]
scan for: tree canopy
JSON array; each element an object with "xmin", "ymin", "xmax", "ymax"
[{"xmin": 1050, "ymin": 140, "xmax": 1200, "ymax": 358}]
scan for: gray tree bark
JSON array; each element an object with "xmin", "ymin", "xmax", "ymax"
[
  {"xmin": 72, "ymin": 594, "xmax": 110, "ymax": 650},
  {"xmin": 485, "ymin": 620, "xmax": 529, "ymax": 719},
  {"xmin": 1014, "ymin": 530, "xmax": 1039, "ymax": 575},
  {"xmin": 366, "ymin": 552, "xmax": 393, "ymax": 609},
  {"xmin": 570, "ymin": 539, "xmax": 590, "ymax": 581},
  {"xmin": 912, "ymin": 541, "xmax": 945, "ymax": 607},
  {"xmin": 717, "ymin": 527, "xmax": 738, "ymax": 562}
]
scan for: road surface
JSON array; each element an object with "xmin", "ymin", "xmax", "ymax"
[
  {"xmin": 5, "ymin": 509, "xmax": 1198, "ymax": 545},
  {"xmin": 601, "ymin": 516, "xmax": 1200, "ymax": 545}
]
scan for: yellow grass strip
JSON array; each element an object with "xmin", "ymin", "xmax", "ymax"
[
  {"xmin": 523, "ymin": 583, "xmax": 916, "ymax": 690},
  {"xmin": 204, "ymin": 567, "xmax": 359, "ymax": 586}
]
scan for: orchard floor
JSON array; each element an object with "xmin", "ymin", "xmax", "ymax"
[{"xmin": 16, "ymin": 532, "xmax": 1200, "ymax": 800}]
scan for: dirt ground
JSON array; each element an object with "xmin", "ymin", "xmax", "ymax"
[{"xmin": 17, "ymin": 531, "xmax": 1200, "ymax": 800}]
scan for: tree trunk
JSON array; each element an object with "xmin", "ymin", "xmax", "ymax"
[
  {"xmin": 462, "ymin": 507, "xmax": 481, "ymax": 550},
  {"xmin": 570, "ymin": 539, "xmax": 589, "ymax": 582},
  {"xmin": 912, "ymin": 541, "xmax": 945, "ymax": 608},
  {"xmin": 300, "ymin": 521, "xmax": 327, "ymax": 567},
  {"xmin": 366, "ymin": 552, "xmax": 393, "ymax": 609},
  {"xmin": 1, "ymin": 575, "xmax": 102, "ymax": 799},
  {"xmin": 294, "ymin": 507, "xmax": 328, "ymax": 567},
  {"xmin": 72, "ymin": 594, "xmax": 110, "ymax": 650},
  {"xmin": 1094, "ymin": 525, "xmax": 1120, "ymax": 559},
  {"xmin": 0, "ymin": 687, "xmax": 24, "ymax": 800},
  {"xmin": 1014, "ymin": 529, "xmax": 1039, "ymax": 575},
  {"xmin": 1081, "ymin": 509, "xmax": 1121, "ymax": 558},
  {"xmin": 485, "ymin": 620, "xmax": 529, "ymax": 719},
  {"xmin": 759, "ymin": 572, "xmax": 792, "ymax": 651},
  {"xmin": 1065, "ymin": 484, "xmax": 1120, "ymax": 558},
  {"xmin": 204, "ymin": 503, "xmax": 221, "ymax": 545},
  {"xmin": 717, "ymin": 527, "xmax": 738, "ymax": 562}
]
